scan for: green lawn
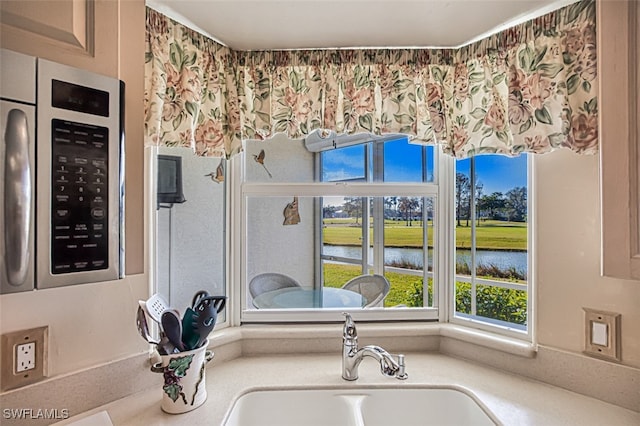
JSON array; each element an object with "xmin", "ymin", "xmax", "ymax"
[
  {"xmin": 322, "ymin": 219, "xmax": 526, "ymax": 251},
  {"xmin": 323, "ymin": 263, "xmax": 526, "ymax": 323},
  {"xmin": 323, "ymin": 263, "xmax": 429, "ymax": 307}
]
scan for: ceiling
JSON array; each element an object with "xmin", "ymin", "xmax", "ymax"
[{"xmin": 147, "ymin": 0, "xmax": 579, "ymax": 51}]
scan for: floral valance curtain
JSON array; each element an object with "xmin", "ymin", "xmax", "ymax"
[
  {"xmin": 145, "ymin": 0, "xmax": 597, "ymax": 158},
  {"xmin": 145, "ymin": 8, "xmax": 242, "ymax": 157}
]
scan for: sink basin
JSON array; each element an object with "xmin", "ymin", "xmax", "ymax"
[{"xmin": 223, "ymin": 386, "xmax": 498, "ymax": 426}]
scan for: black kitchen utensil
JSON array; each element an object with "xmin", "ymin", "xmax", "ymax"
[
  {"xmin": 161, "ymin": 310, "xmax": 184, "ymax": 352},
  {"xmin": 192, "ymin": 297, "xmax": 218, "ymax": 349},
  {"xmin": 201, "ymin": 295, "xmax": 226, "ymax": 314},
  {"xmin": 188, "ymin": 295, "xmax": 227, "ymax": 350},
  {"xmin": 181, "ymin": 307, "xmax": 199, "ymax": 351},
  {"xmin": 191, "ymin": 290, "xmax": 210, "ymax": 308}
]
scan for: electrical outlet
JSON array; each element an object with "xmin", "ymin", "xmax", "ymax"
[
  {"xmin": 1, "ymin": 326, "xmax": 48, "ymax": 391},
  {"xmin": 16, "ymin": 342, "xmax": 36, "ymax": 372}
]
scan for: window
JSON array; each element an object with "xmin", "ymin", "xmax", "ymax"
[
  {"xmin": 318, "ymin": 140, "xmax": 437, "ymax": 310},
  {"xmin": 241, "ymin": 135, "xmax": 531, "ymax": 336},
  {"xmin": 452, "ymin": 155, "xmax": 530, "ymax": 335}
]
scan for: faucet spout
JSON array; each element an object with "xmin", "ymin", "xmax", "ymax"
[{"xmin": 341, "ymin": 313, "xmax": 408, "ymax": 381}]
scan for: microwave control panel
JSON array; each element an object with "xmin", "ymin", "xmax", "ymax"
[
  {"xmin": 51, "ymin": 119, "xmax": 109, "ymax": 273},
  {"xmin": 37, "ymin": 56, "xmax": 122, "ymax": 289}
]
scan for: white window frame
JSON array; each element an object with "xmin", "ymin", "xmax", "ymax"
[
  {"xmin": 235, "ymin": 142, "xmax": 534, "ymax": 343},
  {"xmin": 447, "ymin": 154, "xmax": 534, "ymax": 341}
]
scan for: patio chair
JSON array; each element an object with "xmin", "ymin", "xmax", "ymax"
[
  {"xmin": 341, "ymin": 274, "xmax": 390, "ymax": 308},
  {"xmin": 249, "ymin": 272, "xmax": 302, "ymax": 299}
]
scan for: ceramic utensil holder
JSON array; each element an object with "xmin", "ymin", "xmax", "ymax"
[{"xmin": 151, "ymin": 340, "xmax": 213, "ymax": 414}]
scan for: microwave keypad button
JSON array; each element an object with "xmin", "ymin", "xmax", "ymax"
[
  {"xmin": 90, "ymin": 208, "xmax": 105, "ymax": 219},
  {"xmin": 51, "ymin": 119, "xmax": 109, "ymax": 274},
  {"xmin": 54, "ymin": 264, "xmax": 71, "ymax": 271},
  {"xmin": 73, "ymin": 262, "xmax": 88, "ymax": 269},
  {"xmin": 55, "ymin": 208, "xmax": 70, "ymax": 218}
]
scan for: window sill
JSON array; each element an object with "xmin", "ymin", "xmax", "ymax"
[
  {"xmin": 438, "ymin": 323, "xmax": 536, "ymax": 358},
  {"xmin": 207, "ymin": 322, "xmax": 537, "ymax": 359}
]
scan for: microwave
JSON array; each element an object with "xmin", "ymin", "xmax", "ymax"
[{"xmin": 0, "ymin": 49, "xmax": 124, "ymax": 293}]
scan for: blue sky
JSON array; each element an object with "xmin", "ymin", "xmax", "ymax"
[
  {"xmin": 456, "ymin": 155, "xmax": 527, "ymax": 195},
  {"xmin": 322, "ymin": 138, "xmax": 527, "ymax": 195}
]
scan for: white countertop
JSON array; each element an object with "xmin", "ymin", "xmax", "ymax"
[{"xmin": 59, "ymin": 352, "xmax": 639, "ymax": 426}]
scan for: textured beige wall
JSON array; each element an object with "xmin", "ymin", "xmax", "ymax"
[
  {"xmin": 0, "ymin": 275, "xmax": 149, "ymax": 377},
  {"xmin": 534, "ymin": 149, "xmax": 640, "ymax": 368}
]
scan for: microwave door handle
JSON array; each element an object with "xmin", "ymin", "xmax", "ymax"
[{"xmin": 4, "ymin": 109, "xmax": 32, "ymax": 286}]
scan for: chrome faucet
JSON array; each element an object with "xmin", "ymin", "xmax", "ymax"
[{"xmin": 341, "ymin": 312, "xmax": 408, "ymax": 381}]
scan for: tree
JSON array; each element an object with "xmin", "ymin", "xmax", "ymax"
[
  {"xmin": 384, "ymin": 196, "xmax": 398, "ymax": 219},
  {"xmin": 342, "ymin": 197, "xmax": 363, "ymax": 224},
  {"xmin": 455, "ymin": 173, "xmax": 471, "ymax": 227},
  {"xmin": 478, "ymin": 192, "xmax": 506, "ymax": 221},
  {"xmin": 505, "ymin": 187, "xmax": 527, "ymax": 222},
  {"xmin": 322, "ymin": 205, "xmax": 337, "ymax": 219},
  {"xmin": 423, "ymin": 197, "xmax": 434, "ymax": 224},
  {"xmin": 398, "ymin": 197, "xmax": 420, "ymax": 226},
  {"xmin": 416, "ymin": 197, "xmax": 424, "ymax": 226},
  {"xmin": 475, "ymin": 182, "xmax": 484, "ymax": 226}
]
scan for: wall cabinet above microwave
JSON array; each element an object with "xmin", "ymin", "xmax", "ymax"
[{"xmin": 600, "ymin": 0, "xmax": 640, "ymax": 280}]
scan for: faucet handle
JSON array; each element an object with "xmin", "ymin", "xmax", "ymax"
[
  {"xmin": 342, "ymin": 312, "xmax": 357, "ymax": 341},
  {"xmin": 396, "ymin": 354, "xmax": 408, "ymax": 380}
]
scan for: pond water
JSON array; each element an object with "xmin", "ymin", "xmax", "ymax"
[{"xmin": 323, "ymin": 245, "xmax": 527, "ymax": 274}]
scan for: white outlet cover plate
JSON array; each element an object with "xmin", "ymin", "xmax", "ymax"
[{"xmin": 16, "ymin": 342, "xmax": 36, "ymax": 372}]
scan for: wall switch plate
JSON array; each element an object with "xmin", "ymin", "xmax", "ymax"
[
  {"xmin": 583, "ymin": 308, "xmax": 620, "ymax": 362},
  {"xmin": 1, "ymin": 326, "xmax": 48, "ymax": 391}
]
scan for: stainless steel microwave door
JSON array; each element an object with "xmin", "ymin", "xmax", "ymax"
[{"xmin": 1, "ymin": 101, "xmax": 36, "ymax": 293}]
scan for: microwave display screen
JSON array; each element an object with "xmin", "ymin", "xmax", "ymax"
[
  {"xmin": 51, "ymin": 119, "xmax": 109, "ymax": 273},
  {"xmin": 51, "ymin": 79, "xmax": 109, "ymax": 117}
]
